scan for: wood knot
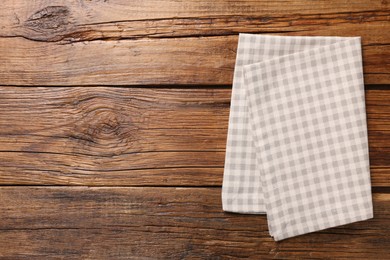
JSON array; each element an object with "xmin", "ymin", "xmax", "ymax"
[
  {"xmin": 24, "ymin": 6, "xmax": 70, "ymax": 33},
  {"xmin": 70, "ymin": 106, "xmax": 136, "ymax": 156},
  {"xmin": 96, "ymin": 111, "xmax": 124, "ymax": 137}
]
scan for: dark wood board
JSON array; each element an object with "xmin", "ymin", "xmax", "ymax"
[
  {"xmin": 0, "ymin": 87, "xmax": 389, "ymax": 187},
  {"xmin": 0, "ymin": 187, "xmax": 389, "ymax": 259},
  {"xmin": 0, "ymin": 0, "xmax": 389, "ymax": 85}
]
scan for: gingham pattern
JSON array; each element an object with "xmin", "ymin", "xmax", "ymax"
[{"xmin": 222, "ymin": 34, "xmax": 373, "ymax": 241}]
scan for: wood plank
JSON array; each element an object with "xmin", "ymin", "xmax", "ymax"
[
  {"xmin": 0, "ymin": 36, "xmax": 388, "ymax": 86},
  {"xmin": 0, "ymin": 87, "xmax": 388, "ymax": 186},
  {"xmin": 2, "ymin": 0, "xmax": 388, "ymax": 26},
  {"xmin": 0, "ymin": 1, "xmax": 389, "ymax": 85},
  {"xmin": 3, "ymin": 3, "xmax": 389, "ymax": 43},
  {"xmin": 0, "ymin": 187, "xmax": 389, "ymax": 259}
]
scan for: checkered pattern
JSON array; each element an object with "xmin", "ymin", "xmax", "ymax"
[{"xmin": 222, "ymin": 34, "xmax": 373, "ymax": 241}]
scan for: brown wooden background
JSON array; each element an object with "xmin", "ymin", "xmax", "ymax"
[{"xmin": 0, "ymin": 0, "xmax": 389, "ymax": 259}]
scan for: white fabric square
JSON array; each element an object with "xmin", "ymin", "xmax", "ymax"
[{"xmin": 222, "ymin": 34, "xmax": 373, "ymax": 241}]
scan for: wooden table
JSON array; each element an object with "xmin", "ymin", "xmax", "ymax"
[{"xmin": 0, "ymin": 1, "xmax": 389, "ymax": 259}]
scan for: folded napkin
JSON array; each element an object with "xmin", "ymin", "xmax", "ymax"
[{"xmin": 222, "ymin": 34, "xmax": 373, "ymax": 241}]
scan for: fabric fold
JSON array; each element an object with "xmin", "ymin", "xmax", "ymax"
[{"xmin": 222, "ymin": 34, "xmax": 373, "ymax": 241}]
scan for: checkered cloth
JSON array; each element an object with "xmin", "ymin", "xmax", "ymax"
[{"xmin": 222, "ymin": 34, "xmax": 373, "ymax": 241}]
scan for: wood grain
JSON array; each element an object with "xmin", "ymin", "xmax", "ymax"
[
  {"xmin": 0, "ymin": 187, "xmax": 389, "ymax": 259},
  {"xmin": 0, "ymin": 87, "xmax": 388, "ymax": 186},
  {"xmin": 0, "ymin": 1, "xmax": 389, "ymax": 85},
  {"xmin": 0, "ymin": 1, "xmax": 389, "ymax": 258},
  {"xmin": 2, "ymin": 0, "xmax": 388, "ymax": 25}
]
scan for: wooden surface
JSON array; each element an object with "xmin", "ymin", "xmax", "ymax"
[{"xmin": 0, "ymin": 0, "xmax": 389, "ymax": 259}]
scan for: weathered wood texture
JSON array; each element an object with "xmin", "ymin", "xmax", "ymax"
[
  {"xmin": 0, "ymin": 0, "xmax": 389, "ymax": 85},
  {"xmin": 0, "ymin": 87, "xmax": 389, "ymax": 186},
  {"xmin": 0, "ymin": 187, "xmax": 389, "ymax": 259},
  {"xmin": 0, "ymin": 0, "xmax": 389, "ymax": 259}
]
